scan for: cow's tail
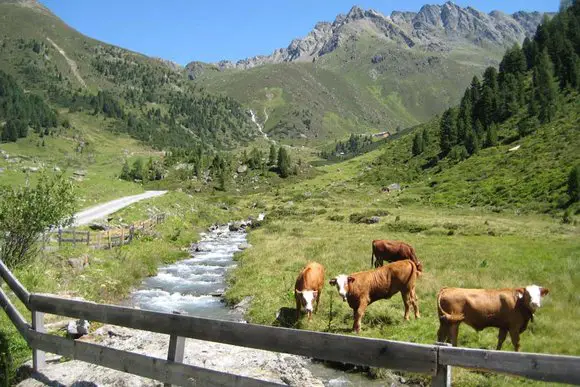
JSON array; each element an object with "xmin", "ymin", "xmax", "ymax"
[
  {"xmin": 411, "ymin": 248, "xmax": 423, "ymax": 277},
  {"xmin": 437, "ymin": 288, "xmax": 464, "ymax": 322}
]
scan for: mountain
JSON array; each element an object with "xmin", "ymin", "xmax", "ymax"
[
  {"xmin": 190, "ymin": 3, "xmax": 547, "ymax": 144},
  {"xmin": 209, "ymin": 3, "xmax": 545, "ymax": 70},
  {"xmin": 0, "ymin": 0, "xmax": 255, "ymax": 150}
]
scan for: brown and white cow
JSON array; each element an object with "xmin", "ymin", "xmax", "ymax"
[
  {"xmin": 329, "ymin": 260, "xmax": 420, "ymax": 333},
  {"xmin": 437, "ymin": 285, "xmax": 550, "ymax": 352},
  {"xmin": 371, "ymin": 240, "xmax": 423, "ymax": 273},
  {"xmin": 294, "ymin": 262, "xmax": 325, "ymax": 321}
]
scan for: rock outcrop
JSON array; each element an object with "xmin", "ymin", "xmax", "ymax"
[{"xmin": 187, "ymin": 2, "xmax": 547, "ymax": 72}]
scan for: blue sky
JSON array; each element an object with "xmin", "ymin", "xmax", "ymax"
[{"xmin": 40, "ymin": 0, "xmax": 559, "ymax": 65}]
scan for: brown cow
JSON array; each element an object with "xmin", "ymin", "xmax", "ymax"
[
  {"xmin": 294, "ymin": 262, "xmax": 325, "ymax": 321},
  {"xmin": 371, "ymin": 240, "xmax": 423, "ymax": 273},
  {"xmin": 329, "ymin": 260, "xmax": 420, "ymax": 333},
  {"xmin": 437, "ymin": 285, "xmax": 550, "ymax": 351}
]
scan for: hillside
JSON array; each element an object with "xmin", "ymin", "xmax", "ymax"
[
  {"xmin": 0, "ymin": 0, "xmax": 255, "ymax": 150},
  {"xmin": 192, "ymin": 3, "xmax": 547, "ymax": 144}
]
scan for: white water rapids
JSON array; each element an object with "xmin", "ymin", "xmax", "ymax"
[{"xmin": 250, "ymin": 109, "xmax": 275, "ymax": 144}]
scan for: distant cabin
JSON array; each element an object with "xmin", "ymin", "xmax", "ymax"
[{"xmin": 373, "ymin": 131, "xmax": 391, "ymax": 139}]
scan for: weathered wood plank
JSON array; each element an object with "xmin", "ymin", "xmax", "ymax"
[
  {"xmin": 26, "ymin": 330, "xmax": 282, "ymax": 387},
  {"xmin": 0, "ymin": 259, "xmax": 30, "ymax": 306},
  {"xmin": 432, "ymin": 342, "xmax": 451, "ymax": 387},
  {"xmin": 29, "ymin": 293, "xmax": 437, "ymax": 373},
  {"xmin": 439, "ymin": 346, "xmax": 580, "ymax": 385},
  {"xmin": 32, "ymin": 310, "xmax": 46, "ymax": 370},
  {"xmin": 0, "ymin": 286, "xmax": 30, "ymax": 336}
]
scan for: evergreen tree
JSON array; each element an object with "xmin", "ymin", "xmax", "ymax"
[
  {"xmin": 422, "ymin": 128, "xmax": 430, "ymax": 146},
  {"xmin": 439, "ymin": 108, "xmax": 457, "ymax": 156},
  {"xmin": 532, "ymin": 49, "xmax": 559, "ymax": 123},
  {"xmin": 277, "ymin": 147, "xmax": 292, "ymax": 178},
  {"xmin": 568, "ymin": 164, "xmax": 580, "ymax": 202},
  {"xmin": 412, "ymin": 133, "xmax": 424, "ymax": 156},
  {"xmin": 485, "ymin": 123, "xmax": 499, "ymax": 147},
  {"xmin": 131, "ymin": 158, "xmax": 144, "ymax": 181},
  {"xmin": 120, "ymin": 160, "xmax": 131, "ymax": 180},
  {"xmin": 558, "ymin": 40, "xmax": 580, "ymax": 89},
  {"xmin": 499, "ymin": 44, "xmax": 527, "ymax": 76},
  {"xmin": 465, "ymin": 126, "xmax": 480, "ymax": 155},
  {"xmin": 522, "ymin": 37, "xmax": 538, "ymax": 70},
  {"xmin": 469, "ymin": 76, "xmax": 481, "ymax": 105},
  {"xmin": 268, "ymin": 144, "xmax": 277, "ymax": 166}
]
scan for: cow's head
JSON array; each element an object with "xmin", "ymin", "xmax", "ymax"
[
  {"xmin": 329, "ymin": 275, "xmax": 351, "ymax": 301},
  {"xmin": 517, "ymin": 285, "xmax": 550, "ymax": 312},
  {"xmin": 295, "ymin": 289, "xmax": 318, "ymax": 319}
]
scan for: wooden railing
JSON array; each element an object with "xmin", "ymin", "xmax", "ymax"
[
  {"xmin": 1, "ymin": 259, "xmax": 580, "ymax": 386},
  {"xmin": 51, "ymin": 213, "xmax": 166, "ymax": 249}
]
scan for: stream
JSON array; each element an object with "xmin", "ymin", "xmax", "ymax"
[{"xmin": 130, "ymin": 222, "xmax": 394, "ymax": 386}]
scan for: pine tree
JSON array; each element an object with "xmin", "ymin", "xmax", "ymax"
[
  {"xmin": 120, "ymin": 160, "xmax": 131, "ymax": 180},
  {"xmin": 268, "ymin": 144, "xmax": 277, "ymax": 166},
  {"xmin": 469, "ymin": 76, "xmax": 481, "ymax": 105},
  {"xmin": 522, "ymin": 37, "xmax": 538, "ymax": 70},
  {"xmin": 131, "ymin": 158, "xmax": 144, "ymax": 181},
  {"xmin": 568, "ymin": 165, "xmax": 580, "ymax": 202},
  {"xmin": 412, "ymin": 133, "xmax": 424, "ymax": 156},
  {"xmin": 532, "ymin": 49, "xmax": 559, "ymax": 123},
  {"xmin": 485, "ymin": 123, "xmax": 498, "ymax": 147},
  {"xmin": 499, "ymin": 44, "xmax": 527, "ymax": 76},
  {"xmin": 457, "ymin": 90, "xmax": 472, "ymax": 144},
  {"xmin": 558, "ymin": 40, "xmax": 580, "ymax": 89},
  {"xmin": 422, "ymin": 128, "xmax": 430, "ymax": 146},
  {"xmin": 277, "ymin": 147, "xmax": 291, "ymax": 178},
  {"xmin": 465, "ymin": 126, "xmax": 480, "ymax": 155},
  {"xmin": 439, "ymin": 108, "xmax": 457, "ymax": 156}
]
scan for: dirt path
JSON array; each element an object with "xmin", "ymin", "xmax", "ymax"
[
  {"xmin": 73, "ymin": 191, "xmax": 167, "ymax": 226},
  {"xmin": 46, "ymin": 37, "xmax": 87, "ymax": 89}
]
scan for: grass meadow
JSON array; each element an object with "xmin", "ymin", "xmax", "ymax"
[{"xmin": 226, "ymin": 189, "xmax": 580, "ymax": 386}]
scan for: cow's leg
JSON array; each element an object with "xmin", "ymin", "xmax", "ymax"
[
  {"xmin": 374, "ymin": 258, "xmax": 382, "ymax": 268},
  {"xmin": 353, "ymin": 303, "xmax": 368, "ymax": 333},
  {"xmin": 295, "ymin": 295, "xmax": 301, "ymax": 321},
  {"xmin": 509, "ymin": 328, "xmax": 521, "ymax": 352},
  {"xmin": 449, "ymin": 323, "xmax": 460, "ymax": 347},
  {"xmin": 314, "ymin": 289, "xmax": 322, "ymax": 314},
  {"xmin": 401, "ymin": 291, "xmax": 411, "ymax": 320},
  {"xmin": 496, "ymin": 328, "xmax": 508, "ymax": 350},
  {"xmin": 437, "ymin": 321, "xmax": 449, "ymax": 343},
  {"xmin": 411, "ymin": 288, "xmax": 420, "ymax": 319}
]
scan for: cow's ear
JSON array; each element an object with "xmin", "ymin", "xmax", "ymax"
[
  {"xmin": 329, "ymin": 279, "xmax": 337, "ymax": 285},
  {"xmin": 347, "ymin": 276, "xmax": 355, "ymax": 283},
  {"xmin": 516, "ymin": 288, "xmax": 525, "ymax": 299},
  {"xmin": 540, "ymin": 287, "xmax": 550, "ymax": 296}
]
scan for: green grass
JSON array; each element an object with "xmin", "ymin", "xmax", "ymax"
[{"xmin": 225, "ymin": 191, "xmax": 580, "ymax": 386}]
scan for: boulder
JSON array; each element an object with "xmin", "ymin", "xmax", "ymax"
[
  {"xmin": 229, "ymin": 221, "xmax": 244, "ymax": 232},
  {"xmin": 257, "ymin": 213, "xmax": 266, "ymax": 221},
  {"xmin": 89, "ymin": 223, "xmax": 108, "ymax": 231},
  {"xmin": 237, "ymin": 165, "xmax": 248, "ymax": 174},
  {"xmin": 67, "ymin": 319, "xmax": 90, "ymax": 339},
  {"xmin": 67, "ymin": 256, "xmax": 89, "ymax": 271},
  {"xmin": 367, "ymin": 216, "xmax": 381, "ymax": 224},
  {"xmin": 238, "ymin": 242, "xmax": 252, "ymax": 250}
]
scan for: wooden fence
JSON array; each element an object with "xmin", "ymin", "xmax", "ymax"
[
  {"xmin": 1, "ymin": 259, "xmax": 580, "ymax": 386},
  {"xmin": 52, "ymin": 213, "xmax": 166, "ymax": 249}
]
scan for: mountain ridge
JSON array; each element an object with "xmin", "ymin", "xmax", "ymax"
[{"xmin": 200, "ymin": 2, "xmax": 548, "ymax": 71}]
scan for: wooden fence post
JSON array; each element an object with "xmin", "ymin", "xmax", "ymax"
[
  {"xmin": 129, "ymin": 225, "xmax": 134, "ymax": 244},
  {"xmin": 32, "ymin": 310, "xmax": 46, "ymax": 371},
  {"xmin": 72, "ymin": 229, "xmax": 76, "ymax": 247},
  {"xmin": 87, "ymin": 231, "xmax": 90, "ymax": 246},
  {"xmin": 432, "ymin": 342, "xmax": 451, "ymax": 387},
  {"xmin": 58, "ymin": 229, "xmax": 62, "ymax": 248},
  {"xmin": 164, "ymin": 311, "xmax": 186, "ymax": 387},
  {"xmin": 108, "ymin": 230, "xmax": 111, "ymax": 249}
]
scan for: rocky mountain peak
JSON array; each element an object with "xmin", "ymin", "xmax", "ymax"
[
  {"xmin": 190, "ymin": 3, "xmax": 547, "ymax": 72},
  {"xmin": 0, "ymin": 0, "xmax": 53, "ymax": 16}
]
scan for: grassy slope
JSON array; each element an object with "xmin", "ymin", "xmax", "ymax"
[
  {"xmin": 197, "ymin": 31, "xmax": 505, "ymax": 145},
  {"xmin": 0, "ymin": 110, "xmax": 160, "ymax": 205},
  {"xmin": 360, "ymin": 92, "xmax": 580, "ymax": 214}
]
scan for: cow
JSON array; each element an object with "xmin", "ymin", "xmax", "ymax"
[
  {"xmin": 371, "ymin": 240, "xmax": 423, "ymax": 273},
  {"xmin": 329, "ymin": 260, "xmax": 420, "ymax": 333},
  {"xmin": 436, "ymin": 285, "xmax": 550, "ymax": 352},
  {"xmin": 294, "ymin": 262, "xmax": 325, "ymax": 321}
]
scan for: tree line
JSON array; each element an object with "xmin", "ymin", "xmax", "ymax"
[
  {"xmin": 0, "ymin": 70, "xmax": 58, "ymax": 143},
  {"xmin": 420, "ymin": 3, "xmax": 580, "ymax": 161}
]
